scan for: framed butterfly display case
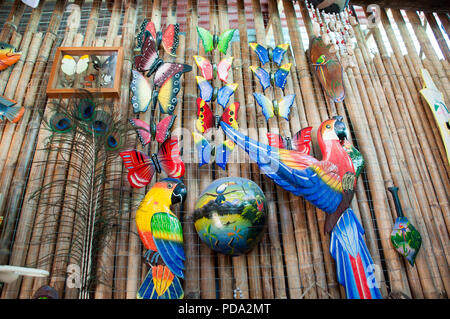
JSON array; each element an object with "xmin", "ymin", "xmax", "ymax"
[{"xmin": 46, "ymin": 46, "xmax": 124, "ymax": 98}]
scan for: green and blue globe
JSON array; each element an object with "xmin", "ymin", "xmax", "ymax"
[{"xmin": 194, "ymin": 177, "xmax": 268, "ymax": 256}]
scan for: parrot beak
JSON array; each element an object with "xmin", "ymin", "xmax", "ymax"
[
  {"xmin": 333, "ymin": 116, "xmax": 347, "ymax": 142},
  {"xmin": 171, "ymin": 182, "xmax": 187, "ymax": 205}
]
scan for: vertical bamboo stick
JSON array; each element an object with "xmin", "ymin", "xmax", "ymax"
[
  {"xmin": 0, "ymin": 0, "xmax": 25, "ymax": 42},
  {"xmin": 381, "ymin": 9, "xmax": 450, "ymax": 184},
  {"xmin": 235, "ymin": 0, "xmax": 267, "ymax": 299},
  {"xmin": 182, "ymin": 0, "xmax": 201, "ymax": 299},
  {"xmin": 424, "ymin": 12, "xmax": 450, "ymax": 61},
  {"xmin": 2, "ymin": 0, "xmax": 44, "ymax": 99},
  {"xmin": 405, "ymin": 10, "xmax": 450, "ymax": 103},
  {"xmin": 0, "ymin": 1, "xmax": 73, "ymax": 299}
]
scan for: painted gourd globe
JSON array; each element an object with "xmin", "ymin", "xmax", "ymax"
[{"xmin": 194, "ymin": 177, "xmax": 268, "ymax": 256}]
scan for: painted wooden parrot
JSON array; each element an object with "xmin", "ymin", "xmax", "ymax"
[
  {"xmin": 220, "ymin": 116, "xmax": 382, "ymax": 299},
  {"xmin": 135, "ymin": 178, "xmax": 187, "ymax": 299}
]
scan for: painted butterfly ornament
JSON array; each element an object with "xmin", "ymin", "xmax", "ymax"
[
  {"xmin": 196, "ymin": 26, "xmax": 236, "ymax": 54},
  {"xmin": 137, "ymin": 19, "xmax": 179, "ymax": 56},
  {"xmin": 253, "ymin": 92, "xmax": 296, "ymax": 121},
  {"xmin": 267, "ymin": 126, "xmax": 313, "ymax": 153},
  {"xmin": 196, "ymin": 76, "xmax": 238, "ymax": 109},
  {"xmin": 120, "ymin": 137, "xmax": 185, "ymax": 189},
  {"xmin": 133, "ymin": 31, "xmax": 192, "ymax": 114},
  {"xmin": 193, "ymin": 98, "xmax": 239, "ymax": 170},
  {"xmin": 249, "ymin": 43, "xmax": 289, "ymax": 66},
  {"xmin": 194, "ymin": 55, "xmax": 233, "ymax": 83},
  {"xmin": 129, "ymin": 115, "xmax": 176, "ymax": 147},
  {"xmin": 249, "ymin": 63, "xmax": 291, "ymax": 92}
]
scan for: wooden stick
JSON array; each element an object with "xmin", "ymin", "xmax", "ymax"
[
  {"xmin": 0, "ymin": 0, "xmax": 25, "ymax": 43},
  {"xmin": 182, "ymin": 0, "xmax": 201, "ymax": 299},
  {"xmin": 381, "ymin": 9, "xmax": 450, "ymax": 187},
  {"xmin": 405, "ymin": 10, "xmax": 450, "ymax": 104},
  {"xmin": 0, "ymin": 0, "xmax": 72, "ymax": 298},
  {"xmin": 425, "ymin": 12, "xmax": 450, "ymax": 61},
  {"xmin": 2, "ymin": 0, "xmax": 44, "ymax": 99}
]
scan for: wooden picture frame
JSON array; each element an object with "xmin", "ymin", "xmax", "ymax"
[{"xmin": 46, "ymin": 46, "xmax": 123, "ymax": 98}]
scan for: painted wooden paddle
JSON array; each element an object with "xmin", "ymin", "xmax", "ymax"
[{"xmin": 388, "ymin": 186, "xmax": 422, "ymax": 266}]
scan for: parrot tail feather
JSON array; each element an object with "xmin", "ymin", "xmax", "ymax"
[
  {"xmin": 330, "ymin": 208, "xmax": 382, "ymax": 299},
  {"xmin": 137, "ymin": 265, "xmax": 184, "ymax": 299}
]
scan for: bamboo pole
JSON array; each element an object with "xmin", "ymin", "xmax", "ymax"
[
  {"xmin": 2, "ymin": 0, "xmax": 44, "ymax": 99},
  {"xmin": 0, "ymin": 0, "xmax": 25, "ymax": 43},
  {"xmin": 250, "ymin": 0, "xmax": 302, "ymax": 299},
  {"xmin": 274, "ymin": 1, "xmax": 321, "ymax": 300},
  {"xmin": 212, "ymin": 0, "xmax": 233, "ymax": 300},
  {"xmin": 381, "ymin": 9, "xmax": 450, "ymax": 186},
  {"xmin": 369, "ymin": 13, "xmax": 450, "ymax": 257},
  {"xmin": 234, "ymin": 0, "xmax": 268, "ymax": 299},
  {"xmin": 122, "ymin": 0, "xmax": 151, "ymax": 300},
  {"xmin": 0, "ymin": 0, "xmax": 72, "ymax": 299},
  {"xmin": 425, "ymin": 12, "xmax": 450, "ymax": 61},
  {"xmin": 94, "ymin": 0, "xmax": 137, "ymax": 299},
  {"xmin": 405, "ymin": 10, "xmax": 450, "ymax": 103},
  {"xmin": 228, "ymin": 38, "xmax": 251, "ymax": 301},
  {"xmin": 296, "ymin": 1, "xmax": 349, "ymax": 299},
  {"xmin": 358, "ymin": 12, "xmax": 445, "ymax": 297},
  {"xmin": 182, "ymin": 0, "xmax": 201, "ymax": 299},
  {"xmin": 0, "ymin": 32, "xmax": 43, "ymax": 215}
]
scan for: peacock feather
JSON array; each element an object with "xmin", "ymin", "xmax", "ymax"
[{"xmin": 29, "ymin": 91, "xmax": 135, "ymax": 298}]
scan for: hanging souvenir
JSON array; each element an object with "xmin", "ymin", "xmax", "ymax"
[
  {"xmin": 220, "ymin": 116, "xmax": 382, "ymax": 299},
  {"xmin": 419, "ymin": 68, "xmax": 450, "ymax": 164},
  {"xmin": 193, "ymin": 98, "xmax": 239, "ymax": 170},
  {"xmin": 129, "ymin": 115, "xmax": 176, "ymax": 147},
  {"xmin": 308, "ymin": 0, "xmax": 350, "ymax": 14},
  {"xmin": 32, "ymin": 286, "xmax": 59, "ymax": 299},
  {"xmin": 134, "ymin": 30, "xmax": 192, "ymax": 114},
  {"xmin": 196, "ymin": 26, "xmax": 236, "ymax": 55},
  {"xmin": 196, "ymin": 76, "xmax": 238, "ymax": 109},
  {"xmin": 136, "ymin": 178, "xmax": 187, "ymax": 299},
  {"xmin": 120, "ymin": 137, "xmax": 185, "ymax": 189},
  {"xmin": 249, "ymin": 43, "xmax": 289, "ymax": 67},
  {"xmin": 0, "ymin": 42, "xmax": 21, "ymax": 71},
  {"xmin": 194, "ymin": 55, "xmax": 234, "ymax": 83},
  {"xmin": 136, "ymin": 19, "xmax": 179, "ymax": 56},
  {"xmin": 249, "ymin": 63, "xmax": 291, "ymax": 92},
  {"xmin": 0, "ymin": 266, "xmax": 49, "ymax": 283},
  {"xmin": 60, "ymin": 54, "xmax": 89, "ymax": 87},
  {"xmin": 388, "ymin": 187, "xmax": 422, "ymax": 266},
  {"xmin": 21, "ymin": 0, "xmax": 39, "ymax": 8},
  {"xmin": 92, "ymin": 54, "xmax": 116, "ymax": 87},
  {"xmin": 194, "ymin": 177, "xmax": 268, "ymax": 256},
  {"xmin": 267, "ymin": 126, "xmax": 313, "ymax": 153},
  {"xmin": 0, "ymin": 95, "xmax": 24, "ymax": 123},
  {"xmin": 253, "ymin": 92, "xmax": 296, "ymax": 122},
  {"xmin": 34, "ymin": 92, "xmax": 135, "ymax": 297},
  {"xmin": 310, "ymin": 36, "xmax": 345, "ymax": 102}
]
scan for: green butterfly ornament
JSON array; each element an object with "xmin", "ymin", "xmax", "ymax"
[
  {"xmin": 388, "ymin": 187, "xmax": 422, "ymax": 266},
  {"xmin": 196, "ymin": 26, "xmax": 236, "ymax": 55}
]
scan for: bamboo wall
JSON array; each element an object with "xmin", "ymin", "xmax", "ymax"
[{"xmin": 0, "ymin": 0, "xmax": 448, "ymax": 299}]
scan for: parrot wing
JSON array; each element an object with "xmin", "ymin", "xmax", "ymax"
[
  {"xmin": 151, "ymin": 212, "xmax": 185, "ymax": 278},
  {"xmin": 220, "ymin": 121, "xmax": 343, "ymax": 214}
]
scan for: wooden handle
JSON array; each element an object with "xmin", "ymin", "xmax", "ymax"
[{"xmin": 388, "ymin": 186, "xmax": 404, "ymax": 218}]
